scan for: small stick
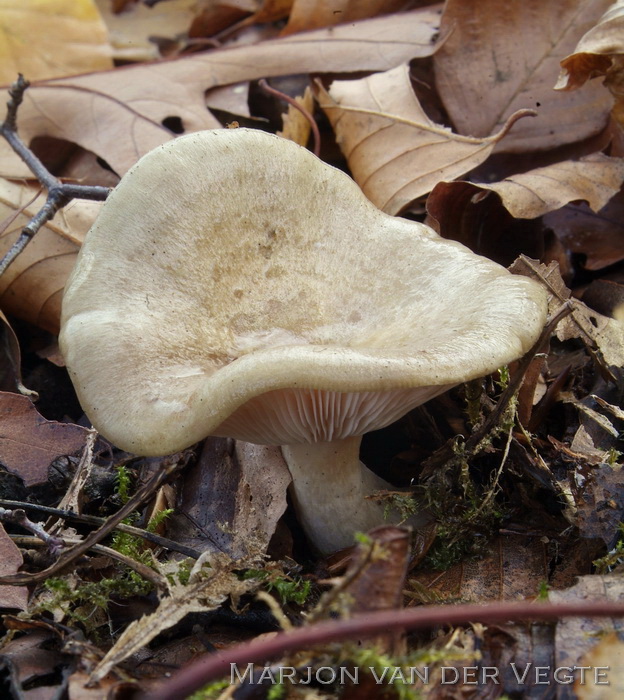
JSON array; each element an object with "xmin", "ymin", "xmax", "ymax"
[
  {"xmin": 0, "ymin": 452, "xmax": 189, "ymax": 585},
  {"xmin": 0, "ymin": 507, "xmax": 64, "ymax": 556},
  {"xmin": 0, "ymin": 499, "xmax": 202, "ymax": 560},
  {"xmin": 0, "ymin": 75, "xmax": 110, "ymax": 277}
]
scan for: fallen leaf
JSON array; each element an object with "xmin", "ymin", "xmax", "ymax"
[
  {"xmin": 549, "ymin": 575, "xmax": 624, "ymax": 684},
  {"xmin": 277, "ymin": 86, "xmax": 315, "ymax": 146},
  {"xmin": 430, "ymin": 153, "xmax": 624, "ymax": 220},
  {"xmin": 0, "ymin": 524, "xmax": 28, "ymax": 610},
  {"xmin": 557, "ymin": 0, "xmax": 624, "ymax": 132},
  {"xmin": 434, "ymin": 0, "xmax": 613, "ymax": 152},
  {"xmin": 168, "ymin": 438, "xmax": 292, "ymax": 559},
  {"xmin": 0, "ymin": 0, "xmax": 113, "ymax": 84},
  {"xmin": 0, "ymin": 179, "xmax": 101, "ymax": 333},
  {"xmin": 0, "ymin": 391, "xmax": 88, "ymax": 487},
  {"xmin": 0, "ymin": 9, "xmax": 441, "ymax": 178},
  {"xmin": 89, "ymin": 552, "xmax": 261, "ymax": 683},
  {"xmin": 576, "ymin": 631, "xmax": 624, "ymax": 698},
  {"xmin": 544, "ymin": 193, "xmax": 624, "ymax": 270},
  {"xmin": 95, "ymin": 0, "xmax": 198, "ymax": 62},
  {"xmin": 319, "ymin": 64, "xmax": 532, "ymax": 214},
  {"xmin": 281, "ymin": 0, "xmax": 410, "ymax": 36}
]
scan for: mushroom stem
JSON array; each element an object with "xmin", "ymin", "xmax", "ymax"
[{"xmin": 281, "ymin": 436, "xmax": 405, "ymax": 554}]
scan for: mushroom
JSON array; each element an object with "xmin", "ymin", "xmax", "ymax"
[{"xmin": 59, "ymin": 128, "xmax": 548, "ymax": 555}]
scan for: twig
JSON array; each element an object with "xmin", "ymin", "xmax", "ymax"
[
  {"xmin": 10, "ymin": 535, "xmax": 168, "ymax": 593},
  {"xmin": 258, "ymin": 79, "xmax": 321, "ymax": 157},
  {"xmin": 0, "ymin": 75, "xmax": 110, "ymax": 277},
  {"xmin": 0, "ymin": 452, "xmax": 189, "ymax": 585},
  {"xmin": 0, "ymin": 499, "xmax": 202, "ymax": 559},
  {"xmin": 144, "ymin": 599, "xmax": 624, "ymax": 700},
  {"xmin": 0, "ymin": 507, "xmax": 63, "ymax": 556}
]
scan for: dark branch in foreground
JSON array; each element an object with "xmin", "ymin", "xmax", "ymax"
[
  {"xmin": 144, "ymin": 599, "xmax": 624, "ymax": 700},
  {"xmin": 0, "ymin": 74, "xmax": 110, "ymax": 277}
]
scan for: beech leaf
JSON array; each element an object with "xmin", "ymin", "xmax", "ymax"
[
  {"xmin": 319, "ymin": 63, "xmax": 533, "ymax": 214},
  {"xmin": 0, "ymin": 9, "xmax": 441, "ymax": 179},
  {"xmin": 434, "ymin": 0, "xmax": 613, "ymax": 152},
  {"xmin": 429, "ymin": 153, "xmax": 624, "ymax": 221}
]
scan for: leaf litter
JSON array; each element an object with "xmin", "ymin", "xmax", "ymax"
[{"xmin": 1, "ymin": 1, "xmax": 624, "ymax": 698}]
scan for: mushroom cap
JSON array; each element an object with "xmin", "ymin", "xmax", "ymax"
[{"xmin": 60, "ymin": 129, "xmax": 547, "ymax": 455}]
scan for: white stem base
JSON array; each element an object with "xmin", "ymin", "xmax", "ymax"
[{"xmin": 281, "ymin": 436, "xmax": 422, "ymax": 555}]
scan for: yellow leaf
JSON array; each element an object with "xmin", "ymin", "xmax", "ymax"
[{"xmin": 0, "ymin": 0, "xmax": 113, "ymax": 84}]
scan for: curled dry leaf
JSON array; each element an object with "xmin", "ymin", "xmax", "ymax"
[
  {"xmin": 281, "ymin": 0, "xmax": 409, "ymax": 36},
  {"xmin": 0, "ymin": 0, "xmax": 113, "ymax": 84},
  {"xmin": 319, "ymin": 63, "xmax": 533, "ymax": 214},
  {"xmin": 0, "ymin": 179, "xmax": 101, "ymax": 333},
  {"xmin": 429, "ymin": 153, "xmax": 624, "ymax": 220},
  {"xmin": 557, "ymin": 0, "xmax": 624, "ymax": 89},
  {"xmin": 434, "ymin": 0, "xmax": 613, "ymax": 152},
  {"xmin": 0, "ymin": 391, "xmax": 88, "ymax": 487},
  {"xmin": 0, "ymin": 9, "xmax": 441, "ymax": 179}
]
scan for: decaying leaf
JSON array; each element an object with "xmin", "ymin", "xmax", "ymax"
[
  {"xmin": 89, "ymin": 552, "xmax": 262, "ymax": 683},
  {"xmin": 434, "ymin": 0, "xmax": 614, "ymax": 152},
  {"xmin": 319, "ymin": 64, "xmax": 532, "ymax": 214},
  {"xmin": 557, "ymin": 0, "xmax": 624, "ymax": 131},
  {"xmin": 0, "ymin": 0, "xmax": 113, "ymax": 84},
  {"xmin": 0, "ymin": 391, "xmax": 88, "ymax": 487},
  {"xmin": 550, "ymin": 575, "xmax": 624, "ymax": 683},
  {"xmin": 544, "ymin": 190, "xmax": 624, "ymax": 271},
  {"xmin": 429, "ymin": 153, "xmax": 624, "ymax": 220},
  {"xmin": 281, "ymin": 0, "xmax": 409, "ymax": 36},
  {"xmin": 0, "ymin": 524, "xmax": 28, "ymax": 610},
  {"xmin": 0, "ymin": 179, "xmax": 101, "ymax": 333},
  {"xmin": 0, "ymin": 9, "xmax": 441, "ymax": 179},
  {"xmin": 168, "ymin": 438, "xmax": 292, "ymax": 559}
]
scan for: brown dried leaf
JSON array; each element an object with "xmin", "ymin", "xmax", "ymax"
[
  {"xmin": 572, "ymin": 463, "xmax": 624, "ymax": 546},
  {"xmin": 89, "ymin": 552, "xmax": 261, "ymax": 683},
  {"xmin": 0, "ymin": 9, "xmax": 440, "ymax": 178},
  {"xmin": 168, "ymin": 438, "xmax": 292, "ymax": 559},
  {"xmin": 319, "ymin": 64, "xmax": 532, "ymax": 214},
  {"xmin": 0, "ymin": 179, "xmax": 101, "ymax": 333},
  {"xmin": 431, "ymin": 153, "xmax": 624, "ymax": 220},
  {"xmin": 434, "ymin": 0, "xmax": 613, "ymax": 152},
  {"xmin": 282, "ymin": 0, "xmax": 410, "ymax": 36},
  {"xmin": 555, "ymin": 0, "xmax": 624, "ymax": 90},
  {"xmin": 0, "ymin": 524, "xmax": 28, "ymax": 610},
  {"xmin": 544, "ymin": 192, "xmax": 624, "ymax": 271},
  {"xmin": 0, "ymin": 0, "xmax": 113, "ymax": 84},
  {"xmin": 0, "ymin": 391, "xmax": 88, "ymax": 487}
]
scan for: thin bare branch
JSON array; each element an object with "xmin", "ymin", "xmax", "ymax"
[{"xmin": 0, "ymin": 74, "xmax": 110, "ymax": 277}]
